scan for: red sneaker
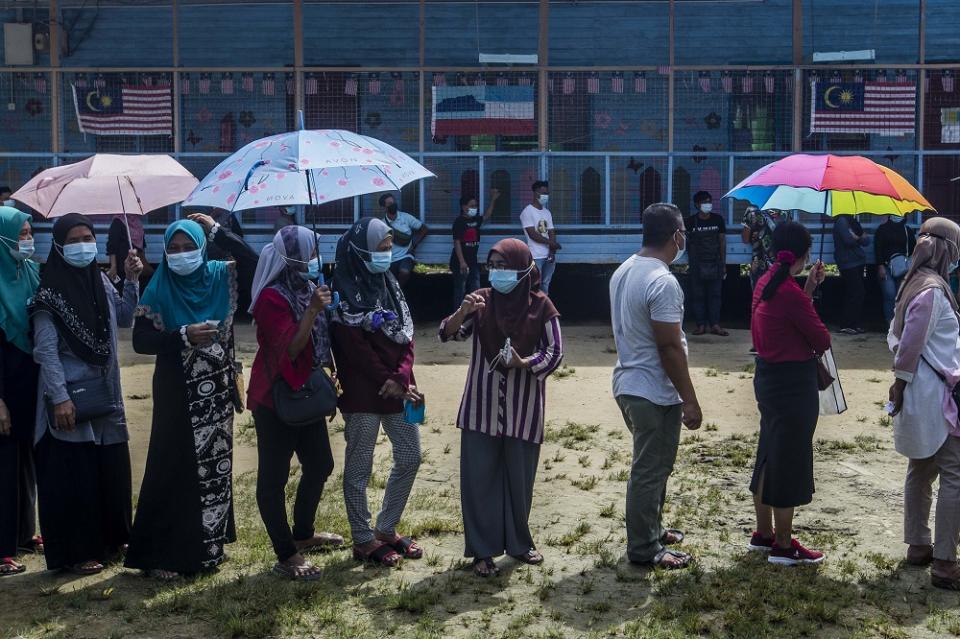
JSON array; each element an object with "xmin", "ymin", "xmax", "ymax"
[
  {"xmin": 747, "ymin": 532, "xmax": 775, "ymax": 552},
  {"xmin": 768, "ymin": 539, "xmax": 825, "ymax": 566}
]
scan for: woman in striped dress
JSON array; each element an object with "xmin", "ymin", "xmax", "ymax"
[{"xmin": 440, "ymin": 238, "xmax": 563, "ymax": 577}]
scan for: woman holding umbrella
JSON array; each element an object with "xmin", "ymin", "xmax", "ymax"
[
  {"xmin": 31, "ymin": 213, "xmax": 142, "ymax": 575},
  {"xmin": 331, "ymin": 217, "xmax": 423, "ymax": 567},
  {"xmin": 125, "ymin": 213, "xmax": 257, "ymax": 580}
]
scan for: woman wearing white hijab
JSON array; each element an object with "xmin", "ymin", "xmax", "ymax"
[
  {"xmin": 248, "ymin": 225, "xmax": 343, "ymax": 580},
  {"xmin": 888, "ymin": 217, "xmax": 960, "ymax": 590}
]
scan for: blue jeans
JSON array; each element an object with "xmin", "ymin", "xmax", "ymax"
[
  {"xmin": 690, "ymin": 275, "xmax": 722, "ymax": 327},
  {"xmin": 534, "ymin": 258, "xmax": 556, "ymax": 296},
  {"xmin": 880, "ymin": 273, "xmax": 903, "ymax": 326},
  {"xmin": 452, "ymin": 264, "xmax": 481, "ymax": 311}
]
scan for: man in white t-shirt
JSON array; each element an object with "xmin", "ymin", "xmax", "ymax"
[
  {"xmin": 610, "ymin": 202, "xmax": 702, "ymax": 570},
  {"xmin": 520, "ymin": 180, "xmax": 562, "ymax": 295},
  {"xmin": 379, "ymin": 193, "xmax": 429, "ymax": 287}
]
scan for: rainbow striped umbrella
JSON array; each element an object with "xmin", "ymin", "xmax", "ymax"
[{"xmin": 724, "ymin": 154, "xmax": 935, "ymax": 216}]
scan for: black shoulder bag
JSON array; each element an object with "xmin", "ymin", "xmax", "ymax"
[
  {"xmin": 272, "ymin": 367, "xmax": 338, "ymax": 427},
  {"xmin": 49, "ymin": 369, "xmax": 118, "ymax": 423}
]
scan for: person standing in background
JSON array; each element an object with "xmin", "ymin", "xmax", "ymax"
[
  {"xmin": 876, "ymin": 215, "xmax": 917, "ymax": 327},
  {"xmin": 742, "ymin": 207, "xmax": 782, "ymax": 290},
  {"xmin": 0, "ymin": 187, "xmax": 13, "ymax": 208},
  {"xmin": 833, "ymin": 215, "xmax": 870, "ymax": 334},
  {"xmin": 273, "ymin": 206, "xmax": 296, "ymax": 233},
  {"xmin": 451, "ymin": 189, "xmax": 499, "ymax": 310},
  {"xmin": 686, "ymin": 191, "xmax": 728, "ymax": 336},
  {"xmin": 610, "ymin": 203, "xmax": 702, "ymax": 570},
  {"xmin": 107, "ymin": 216, "xmax": 153, "ymax": 290},
  {"xmin": 380, "ymin": 193, "xmax": 428, "ymax": 289},
  {"xmin": 521, "ymin": 181, "xmax": 561, "ymax": 296}
]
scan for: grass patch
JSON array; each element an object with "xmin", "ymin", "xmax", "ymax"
[
  {"xmin": 551, "ymin": 365, "xmax": 577, "ymax": 380},
  {"xmin": 544, "ymin": 421, "xmax": 600, "ymax": 449}
]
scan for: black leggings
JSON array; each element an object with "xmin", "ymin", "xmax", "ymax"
[{"xmin": 254, "ymin": 407, "xmax": 335, "ymax": 562}]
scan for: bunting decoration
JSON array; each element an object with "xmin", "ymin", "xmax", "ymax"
[
  {"xmin": 390, "ymin": 72, "xmax": 405, "ymax": 106},
  {"xmin": 496, "ymin": 73, "xmax": 509, "ymax": 87},
  {"xmin": 198, "ymin": 73, "xmax": 211, "ymax": 95},
  {"xmin": 721, "ymin": 73, "xmax": 733, "ymax": 94},
  {"xmin": 368, "ymin": 73, "xmax": 381, "ymax": 95},
  {"xmin": 344, "ymin": 75, "xmax": 358, "ymax": 96},
  {"xmin": 94, "ymin": 74, "xmax": 106, "ymax": 89},
  {"xmin": 181, "ymin": 72, "xmax": 191, "ymax": 95},
  {"xmin": 517, "ymin": 74, "xmax": 532, "ymax": 87},
  {"xmin": 304, "ymin": 73, "xmax": 318, "ymax": 95},
  {"xmin": 854, "ymin": 70, "xmax": 864, "ymax": 84},
  {"xmin": 943, "ymin": 71, "xmax": 954, "ymax": 93},
  {"xmin": 741, "ymin": 74, "xmax": 754, "ymax": 93},
  {"xmin": 74, "ymin": 73, "xmax": 88, "ymax": 89},
  {"xmin": 261, "ymin": 73, "xmax": 275, "ymax": 96},
  {"xmin": 587, "ymin": 72, "xmax": 600, "ymax": 94},
  {"xmin": 611, "ymin": 72, "xmax": 624, "ymax": 94},
  {"xmin": 634, "ymin": 72, "xmax": 646, "ymax": 94},
  {"xmin": 698, "ymin": 72, "xmax": 711, "ymax": 93},
  {"xmin": 764, "ymin": 72, "xmax": 775, "ymax": 94},
  {"xmin": 33, "ymin": 73, "xmax": 46, "ymax": 95},
  {"xmin": 241, "ymin": 72, "xmax": 254, "ymax": 92},
  {"xmin": 221, "ymin": 73, "xmax": 234, "ymax": 95},
  {"xmin": 286, "ymin": 73, "xmax": 295, "ymax": 95},
  {"xmin": 433, "ymin": 72, "xmax": 446, "ymax": 87}
]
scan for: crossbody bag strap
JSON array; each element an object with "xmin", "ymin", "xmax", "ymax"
[{"xmin": 921, "ymin": 354, "xmax": 948, "ymax": 383}]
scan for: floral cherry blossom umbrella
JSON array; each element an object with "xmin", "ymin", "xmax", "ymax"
[{"xmin": 185, "ymin": 120, "xmax": 434, "ymax": 212}]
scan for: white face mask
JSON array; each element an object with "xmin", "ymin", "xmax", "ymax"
[
  {"xmin": 166, "ymin": 248, "xmax": 204, "ymax": 276},
  {"xmin": 466, "ymin": 207, "xmax": 479, "ymax": 217},
  {"xmin": 10, "ymin": 239, "xmax": 34, "ymax": 261},
  {"xmin": 538, "ymin": 194, "xmax": 549, "ymax": 206},
  {"xmin": 672, "ymin": 231, "xmax": 686, "ymax": 264},
  {"xmin": 700, "ymin": 203, "xmax": 713, "ymax": 214}
]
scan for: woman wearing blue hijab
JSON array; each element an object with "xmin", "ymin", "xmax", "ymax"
[
  {"xmin": 125, "ymin": 213, "xmax": 257, "ymax": 580},
  {"xmin": 0, "ymin": 207, "xmax": 41, "ymax": 575}
]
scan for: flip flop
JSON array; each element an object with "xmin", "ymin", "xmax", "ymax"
[
  {"xmin": 661, "ymin": 528, "xmax": 685, "ymax": 545},
  {"xmin": 295, "ymin": 532, "xmax": 344, "ymax": 553},
  {"xmin": 473, "ymin": 558, "xmax": 500, "ymax": 578},
  {"xmin": 272, "ymin": 560, "xmax": 324, "ymax": 581},
  {"xmin": 710, "ymin": 327, "xmax": 730, "ymax": 337},
  {"xmin": 17, "ymin": 535, "xmax": 43, "ymax": 555},
  {"xmin": 639, "ymin": 549, "xmax": 692, "ymax": 570},
  {"xmin": 65, "ymin": 561, "xmax": 104, "ymax": 576},
  {"xmin": 511, "ymin": 549, "xmax": 544, "ymax": 565},
  {"xmin": 0, "ymin": 558, "xmax": 26, "ymax": 576},
  {"xmin": 381, "ymin": 535, "xmax": 423, "ymax": 559}
]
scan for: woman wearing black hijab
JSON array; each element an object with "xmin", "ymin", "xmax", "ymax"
[
  {"xmin": 30, "ymin": 213, "xmax": 141, "ymax": 575},
  {"xmin": 331, "ymin": 217, "xmax": 423, "ymax": 567}
]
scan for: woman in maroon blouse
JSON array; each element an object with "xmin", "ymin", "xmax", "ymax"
[
  {"xmin": 247, "ymin": 226, "xmax": 344, "ymax": 581},
  {"xmin": 748, "ymin": 221, "xmax": 830, "ymax": 566},
  {"xmin": 331, "ymin": 217, "xmax": 423, "ymax": 567}
]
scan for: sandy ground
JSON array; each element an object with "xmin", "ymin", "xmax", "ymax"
[{"xmin": 4, "ymin": 322, "xmax": 947, "ymax": 639}]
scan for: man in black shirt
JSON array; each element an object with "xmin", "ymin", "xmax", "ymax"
[
  {"xmin": 451, "ymin": 189, "xmax": 498, "ymax": 310},
  {"xmin": 875, "ymin": 214, "xmax": 917, "ymax": 325},
  {"xmin": 685, "ymin": 191, "xmax": 728, "ymax": 336}
]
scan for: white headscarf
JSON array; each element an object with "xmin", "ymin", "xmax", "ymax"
[{"xmin": 249, "ymin": 225, "xmax": 318, "ymax": 313}]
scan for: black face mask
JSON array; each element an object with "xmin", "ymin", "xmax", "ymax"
[{"xmin": 386, "ymin": 203, "xmax": 398, "ymax": 215}]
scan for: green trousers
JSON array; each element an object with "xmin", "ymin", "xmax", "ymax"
[{"xmin": 616, "ymin": 394, "xmax": 682, "ymax": 563}]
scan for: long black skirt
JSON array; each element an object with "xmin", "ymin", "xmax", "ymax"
[
  {"xmin": 749, "ymin": 358, "xmax": 819, "ymax": 509},
  {"xmin": 35, "ymin": 434, "xmax": 132, "ymax": 570}
]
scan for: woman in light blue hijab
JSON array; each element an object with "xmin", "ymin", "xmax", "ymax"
[{"xmin": 125, "ymin": 213, "xmax": 258, "ymax": 580}]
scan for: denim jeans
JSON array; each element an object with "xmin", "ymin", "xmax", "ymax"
[
  {"xmin": 690, "ymin": 274, "xmax": 723, "ymax": 327},
  {"xmin": 879, "ymin": 273, "xmax": 904, "ymax": 326},
  {"xmin": 452, "ymin": 264, "xmax": 481, "ymax": 311},
  {"xmin": 534, "ymin": 258, "xmax": 556, "ymax": 296}
]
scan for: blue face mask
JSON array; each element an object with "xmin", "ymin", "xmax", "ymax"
[
  {"xmin": 62, "ymin": 242, "xmax": 98, "ymax": 268},
  {"xmin": 672, "ymin": 231, "xmax": 686, "ymax": 265},
  {"xmin": 352, "ymin": 243, "xmax": 393, "ymax": 274},
  {"xmin": 166, "ymin": 248, "xmax": 204, "ymax": 276},
  {"xmin": 3, "ymin": 236, "xmax": 33, "ymax": 261},
  {"xmin": 490, "ymin": 265, "xmax": 533, "ymax": 294},
  {"xmin": 298, "ymin": 257, "xmax": 321, "ymax": 281}
]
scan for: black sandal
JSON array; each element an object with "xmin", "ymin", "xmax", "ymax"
[
  {"xmin": 384, "ymin": 536, "xmax": 423, "ymax": 559},
  {"xmin": 473, "ymin": 558, "xmax": 500, "ymax": 578},
  {"xmin": 647, "ymin": 549, "xmax": 692, "ymax": 570},
  {"xmin": 353, "ymin": 543, "xmax": 401, "ymax": 567},
  {"xmin": 511, "ymin": 549, "xmax": 544, "ymax": 565}
]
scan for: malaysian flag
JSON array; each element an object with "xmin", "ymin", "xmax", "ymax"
[
  {"xmin": 433, "ymin": 72, "xmax": 446, "ymax": 87},
  {"xmin": 34, "ymin": 73, "xmax": 46, "ymax": 95},
  {"xmin": 741, "ymin": 74, "xmax": 754, "ymax": 93},
  {"xmin": 199, "ymin": 74, "xmax": 211, "ymax": 95},
  {"xmin": 562, "ymin": 74, "xmax": 575, "ymax": 95},
  {"xmin": 611, "ymin": 72, "xmax": 624, "ymax": 94},
  {"xmin": 721, "ymin": 73, "xmax": 733, "ymax": 94},
  {"xmin": 72, "ymin": 84, "xmax": 172, "ymax": 136},
  {"xmin": 764, "ymin": 73, "xmax": 775, "ymax": 94},
  {"xmin": 517, "ymin": 74, "xmax": 532, "ymax": 87},
  {"xmin": 368, "ymin": 74, "xmax": 381, "ymax": 95},
  {"xmin": 496, "ymin": 73, "xmax": 509, "ymax": 87},
  {"xmin": 242, "ymin": 73, "xmax": 254, "ymax": 92},
  {"xmin": 305, "ymin": 74, "xmax": 318, "ymax": 95},
  {"xmin": 944, "ymin": 71, "xmax": 955, "ymax": 93},
  {"xmin": 180, "ymin": 73, "xmax": 190, "ymax": 95},
  {"xmin": 810, "ymin": 81, "xmax": 916, "ymax": 136},
  {"xmin": 286, "ymin": 73, "xmax": 295, "ymax": 95},
  {"xmin": 221, "ymin": 73, "xmax": 234, "ymax": 95}
]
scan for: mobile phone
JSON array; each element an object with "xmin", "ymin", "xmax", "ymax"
[{"xmin": 205, "ymin": 320, "xmax": 220, "ymax": 328}]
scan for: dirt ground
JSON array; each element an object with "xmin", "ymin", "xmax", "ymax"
[{"xmin": 4, "ymin": 323, "xmax": 959, "ymax": 639}]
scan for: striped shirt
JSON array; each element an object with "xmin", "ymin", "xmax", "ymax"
[{"xmin": 439, "ymin": 314, "xmax": 563, "ymax": 444}]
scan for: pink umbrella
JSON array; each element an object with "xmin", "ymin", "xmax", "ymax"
[{"xmin": 14, "ymin": 154, "xmax": 196, "ymax": 215}]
